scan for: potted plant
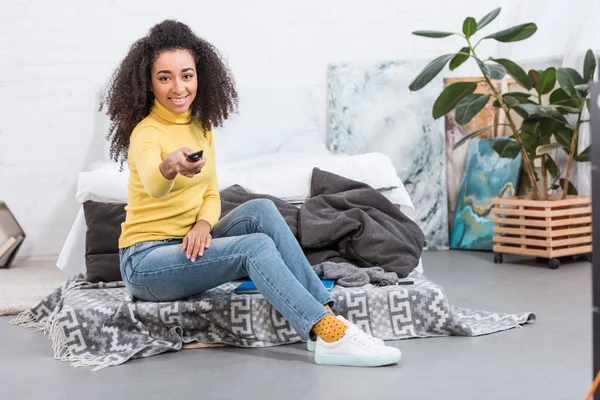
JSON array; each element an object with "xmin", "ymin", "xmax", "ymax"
[{"xmin": 409, "ymin": 7, "xmax": 596, "ymax": 268}]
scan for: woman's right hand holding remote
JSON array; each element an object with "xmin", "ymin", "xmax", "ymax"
[{"xmin": 159, "ymin": 147, "xmax": 206, "ymax": 179}]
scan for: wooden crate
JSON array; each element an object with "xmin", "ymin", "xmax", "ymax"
[{"xmin": 490, "ymin": 195, "xmax": 592, "ymax": 263}]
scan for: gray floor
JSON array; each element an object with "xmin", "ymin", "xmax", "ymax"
[{"xmin": 0, "ymin": 251, "xmax": 592, "ymax": 400}]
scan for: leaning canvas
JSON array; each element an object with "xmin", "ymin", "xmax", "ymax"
[
  {"xmin": 450, "ymin": 138, "xmax": 522, "ymax": 250},
  {"xmin": 444, "ymin": 77, "xmax": 502, "ymax": 227},
  {"xmin": 327, "ymin": 60, "xmax": 448, "ymax": 249}
]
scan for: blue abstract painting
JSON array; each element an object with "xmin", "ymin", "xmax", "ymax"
[
  {"xmin": 327, "ymin": 60, "xmax": 448, "ymax": 249},
  {"xmin": 450, "ymin": 138, "xmax": 522, "ymax": 250}
]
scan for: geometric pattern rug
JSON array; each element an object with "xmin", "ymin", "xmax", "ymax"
[{"xmin": 10, "ymin": 272, "xmax": 535, "ymax": 370}]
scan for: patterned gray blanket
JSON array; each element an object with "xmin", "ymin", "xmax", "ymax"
[{"xmin": 11, "ymin": 272, "xmax": 535, "ymax": 370}]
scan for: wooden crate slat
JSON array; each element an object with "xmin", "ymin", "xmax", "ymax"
[
  {"xmin": 491, "ymin": 195, "xmax": 592, "ymax": 207},
  {"xmin": 493, "ymin": 226, "xmax": 551, "ymax": 238},
  {"xmin": 492, "ymin": 216, "xmax": 549, "ymax": 227},
  {"xmin": 550, "ymin": 216, "xmax": 592, "ymax": 227},
  {"xmin": 491, "ymin": 206, "xmax": 591, "ymax": 218},
  {"xmin": 493, "ymin": 244, "xmax": 550, "ymax": 257},
  {"xmin": 551, "ymin": 236, "xmax": 593, "ymax": 247},
  {"xmin": 492, "ymin": 236, "xmax": 550, "ymax": 247},
  {"xmin": 492, "ymin": 215, "xmax": 592, "ymax": 228},
  {"xmin": 549, "ymin": 245, "xmax": 593, "ymax": 258},
  {"xmin": 549, "ymin": 226, "xmax": 592, "ymax": 237}
]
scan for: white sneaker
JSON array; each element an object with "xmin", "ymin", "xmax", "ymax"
[
  {"xmin": 306, "ymin": 316, "xmax": 384, "ymax": 352},
  {"xmin": 314, "ymin": 318, "xmax": 402, "ymax": 367}
]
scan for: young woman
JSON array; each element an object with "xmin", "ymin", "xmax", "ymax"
[{"xmin": 102, "ymin": 19, "xmax": 401, "ymax": 367}]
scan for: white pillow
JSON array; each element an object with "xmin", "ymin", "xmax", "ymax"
[
  {"xmin": 218, "ymin": 152, "xmax": 400, "ymax": 202},
  {"xmin": 213, "ymin": 86, "xmax": 320, "ymax": 162},
  {"xmin": 76, "ymin": 152, "xmax": 401, "ymax": 205},
  {"xmin": 76, "ymin": 162, "xmax": 129, "ymax": 204}
]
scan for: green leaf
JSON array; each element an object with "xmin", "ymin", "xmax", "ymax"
[
  {"xmin": 528, "ymin": 69, "xmax": 541, "ymax": 87},
  {"xmin": 549, "ymin": 88, "xmax": 581, "ymax": 108},
  {"xmin": 559, "ymin": 179, "xmax": 578, "ymax": 195},
  {"xmin": 536, "ymin": 67, "xmax": 556, "ymax": 96},
  {"xmin": 536, "ymin": 142, "xmax": 565, "ymax": 155},
  {"xmin": 453, "ymin": 125, "xmax": 496, "ymax": 149},
  {"xmin": 491, "ymin": 58, "xmax": 532, "ymax": 89},
  {"xmin": 477, "ymin": 7, "xmax": 501, "ymax": 32},
  {"xmin": 553, "ymin": 105, "xmax": 581, "ymax": 114},
  {"xmin": 477, "ymin": 59, "xmax": 506, "ymax": 79},
  {"xmin": 412, "ymin": 30, "xmax": 455, "ymax": 38},
  {"xmin": 504, "ymin": 92, "xmax": 532, "ymax": 100},
  {"xmin": 449, "ymin": 47, "xmax": 470, "ymax": 71},
  {"xmin": 432, "ymin": 82, "xmax": 477, "ymax": 119},
  {"xmin": 513, "ymin": 104, "xmax": 531, "ymax": 119},
  {"xmin": 484, "ymin": 23, "xmax": 537, "ymax": 43},
  {"xmin": 545, "ymin": 155, "xmax": 560, "ymax": 180},
  {"xmin": 493, "ymin": 139, "xmax": 522, "ymax": 159},
  {"xmin": 503, "ymin": 95, "xmax": 520, "ymax": 108},
  {"xmin": 520, "ymin": 119, "xmax": 540, "ymax": 135},
  {"xmin": 463, "ymin": 17, "xmax": 477, "ymax": 38},
  {"xmin": 520, "ymin": 132, "xmax": 539, "ymax": 154},
  {"xmin": 557, "ymin": 67, "xmax": 585, "ymax": 90},
  {"xmin": 455, "ymin": 93, "xmax": 492, "ymax": 125},
  {"xmin": 540, "ymin": 107, "xmax": 569, "ymax": 124},
  {"xmin": 584, "ymin": 49, "xmax": 597, "ymax": 82},
  {"xmin": 514, "ymin": 104, "xmax": 569, "ymax": 125},
  {"xmin": 533, "ymin": 116, "xmax": 565, "ymax": 138},
  {"xmin": 574, "ymin": 84, "xmax": 589, "ymax": 92},
  {"xmin": 513, "ymin": 103, "xmax": 538, "ymax": 116},
  {"xmin": 574, "ymin": 145, "xmax": 591, "ymax": 162},
  {"xmin": 409, "ymin": 54, "xmax": 454, "ymax": 91},
  {"xmin": 504, "ymin": 92, "xmax": 536, "ymax": 106},
  {"xmin": 554, "ymin": 130, "xmax": 574, "ymax": 148}
]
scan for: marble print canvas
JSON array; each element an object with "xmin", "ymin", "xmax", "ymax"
[
  {"xmin": 444, "ymin": 77, "xmax": 502, "ymax": 228},
  {"xmin": 327, "ymin": 60, "xmax": 448, "ymax": 249},
  {"xmin": 450, "ymin": 138, "xmax": 521, "ymax": 250}
]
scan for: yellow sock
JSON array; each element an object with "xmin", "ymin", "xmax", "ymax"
[
  {"xmin": 312, "ymin": 313, "xmax": 348, "ymax": 343},
  {"xmin": 324, "ymin": 304, "xmax": 333, "ymax": 313}
]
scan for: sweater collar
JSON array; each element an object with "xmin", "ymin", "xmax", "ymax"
[{"xmin": 151, "ymin": 99, "xmax": 192, "ymax": 125}]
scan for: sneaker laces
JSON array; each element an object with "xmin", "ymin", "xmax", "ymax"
[{"xmin": 338, "ymin": 316, "xmax": 385, "ymax": 346}]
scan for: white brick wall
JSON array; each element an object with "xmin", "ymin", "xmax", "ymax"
[{"xmin": 1, "ymin": 0, "xmax": 583, "ymax": 258}]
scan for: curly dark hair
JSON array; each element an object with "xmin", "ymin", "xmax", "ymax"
[{"xmin": 101, "ymin": 20, "xmax": 238, "ymax": 164}]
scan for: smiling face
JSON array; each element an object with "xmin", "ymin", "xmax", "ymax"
[{"xmin": 151, "ymin": 49, "xmax": 198, "ymax": 114}]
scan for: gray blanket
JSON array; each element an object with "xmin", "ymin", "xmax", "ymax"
[
  {"xmin": 11, "ymin": 272, "xmax": 536, "ymax": 370},
  {"xmin": 220, "ymin": 168, "xmax": 425, "ymax": 277}
]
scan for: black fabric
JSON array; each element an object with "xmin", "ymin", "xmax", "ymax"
[
  {"xmin": 220, "ymin": 168, "xmax": 425, "ymax": 277},
  {"xmin": 83, "ymin": 201, "xmax": 126, "ymax": 283}
]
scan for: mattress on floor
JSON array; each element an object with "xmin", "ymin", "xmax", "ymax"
[{"xmin": 12, "ymin": 272, "xmax": 535, "ymax": 370}]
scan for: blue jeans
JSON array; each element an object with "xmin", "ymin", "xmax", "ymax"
[{"xmin": 119, "ymin": 198, "xmax": 333, "ymax": 339}]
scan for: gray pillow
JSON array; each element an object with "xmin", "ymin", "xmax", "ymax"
[{"xmin": 83, "ymin": 201, "xmax": 126, "ymax": 283}]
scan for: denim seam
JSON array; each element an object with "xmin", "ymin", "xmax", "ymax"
[
  {"xmin": 129, "ymin": 253, "xmax": 247, "ymax": 277},
  {"xmin": 216, "ymin": 216, "xmax": 264, "ymax": 238}
]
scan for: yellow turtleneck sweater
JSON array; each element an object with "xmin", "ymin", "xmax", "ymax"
[{"xmin": 118, "ymin": 100, "xmax": 221, "ymax": 249}]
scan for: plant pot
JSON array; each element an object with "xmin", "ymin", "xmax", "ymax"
[{"xmin": 490, "ymin": 195, "xmax": 592, "ymax": 268}]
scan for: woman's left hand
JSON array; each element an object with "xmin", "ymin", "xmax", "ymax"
[{"xmin": 182, "ymin": 220, "xmax": 212, "ymax": 262}]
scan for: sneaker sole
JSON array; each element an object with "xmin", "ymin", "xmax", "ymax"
[
  {"xmin": 307, "ymin": 340, "xmax": 316, "ymax": 352},
  {"xmin": 314, "ymin": 351, "xmax": 402, "ymax": 367}
]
